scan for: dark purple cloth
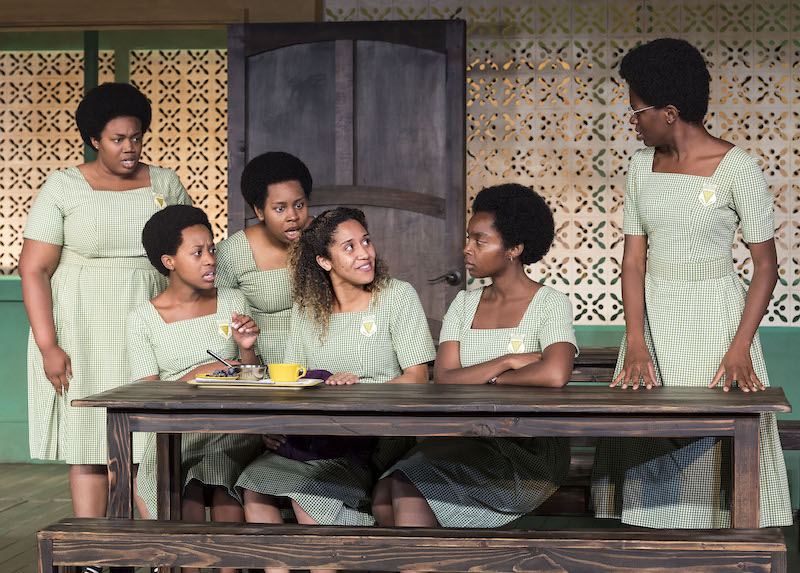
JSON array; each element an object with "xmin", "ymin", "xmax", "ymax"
[
  {"xmin": 275, "ymin": 436, "xmax": 378, "ymax": 467},
  {"xmin": 276, "ymin": 368, "xmax": 376, "ymax": 467},
  {"xmin": 302, "ymin": 369, "xmax": 333, "ymax": 380}
]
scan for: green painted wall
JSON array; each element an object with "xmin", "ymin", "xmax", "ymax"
[{"xmin": 0, "ymin": 277, "xmax": 32, "ymax": 462}]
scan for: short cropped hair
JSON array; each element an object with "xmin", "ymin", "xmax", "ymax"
[
  {"xmin": 240, "ymin": 151, "xmax": 313, "ymax": 210},
  {"xmin": 142, "ymin": 205, "xmax": 212, "ymax": 276},
  {"xmin": 619, "ymin": 38, "xmax": 710, "ymax": 124},
  {"xmin": 471, "ymin": 183, "xmax": 554, "ymax": 265}
]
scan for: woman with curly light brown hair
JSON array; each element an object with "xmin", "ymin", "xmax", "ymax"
[{"xmin": 235, "ymin": 207, "xmax": 435, "ymax": 553}]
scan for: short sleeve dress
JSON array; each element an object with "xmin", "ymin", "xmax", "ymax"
[
  {"xmin": 128, "ymin": 287, "xmax": 264, "ymax": 519},
  {"xmin": 234, "ymin": 278, "xmax": 436, "ymax": 525},
  {"xmin": 591, "ymin": 146, "xmax": 792, "ymax": 528},
  {"xmin": 214, "ymin": 229, "xmax": 292, "ymax": 364},
  {"xmin": 381, "ymin": 285, "xmax": 577, "ymax": 528},
  {"xmin": 25, "ymin": 165, "xmax": 191, "ymax": 465}
]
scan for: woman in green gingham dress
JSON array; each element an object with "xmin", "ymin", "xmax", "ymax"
[
  {"xmin": 236, "ymin": 207, "xmax": 436, "ymax": 528},
  {"xmin": 216, "ymin": 152, "xmax": 312, "ymax": 364},
  {"xmin": 128, "ymin": 206, "xmax": 262, "ymax": 538},
  {"xmin": 373, "ymin": 184, "xmax": 577, "ymax": 528},
  {"xmin": 19, "ymin": 83, "xmax": 191, "ymax": 526},
  {"xmin": 591, "ymin": 39, "xmax": 791, "ymax": 528}
]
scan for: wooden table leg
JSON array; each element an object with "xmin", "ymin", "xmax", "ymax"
[
  {"xmin": 156, "ymin": 433, "xmax": 183, "ymax": 520},
  {"xmin": 156, "ymin": 433, "xmax": 182, "ymax": 573},
  {"xmin": 106, "ymin": 410, "xmax": 134, "ymax": 519},
  {"xmin": 36, "ymin": 537, "xmax": 52, "ymax": 573},
  {"xmin": 731, "ymin": 415, "xmax": 760, "ymax": 528}
]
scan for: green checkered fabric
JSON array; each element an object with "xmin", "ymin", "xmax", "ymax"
[
  {"xmin": 25, "ymin": 165, "xmax": 191, "ymax": 465},
  {"xmin": 591, "ymin": 146, "xmax": 792, "ymax": 528},
  {"xmin": 383, "ymin": 285, "xmax": 577, "ymax": 527},
  {"xmin": 235, "ymin": 278, "xmax": 436, "ymax": 526},
  {"xmin": 215, "ymin": 229, "xmax": 292, "ymax": 364},
  {"xmin": 128, "ymin": 287, "xmax": 263, "ymax": 519}
]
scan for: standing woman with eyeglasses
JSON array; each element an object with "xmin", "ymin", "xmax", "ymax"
[
  {"xmin": 19, "ymin": 83, "xmax": 191, "ymax": 538},
  {"xmin": 592, "ymin": 38, "xmax": 791, "ymax": 528}
]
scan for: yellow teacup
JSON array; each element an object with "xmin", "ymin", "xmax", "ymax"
[{"xmin": 268, "ymin": 363, "xmax": 307, "ymax": 383}]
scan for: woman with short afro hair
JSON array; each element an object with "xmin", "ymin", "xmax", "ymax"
[
  {"xmin": 592, "ymin": 38, "xmax": 792, "ymax": 528},
  {"xmin": 215, "ymin": 151, "xmax": 312, "ymax": 365},
  {"xmin": 19, "ymin": 82, "xmax": 190, "ymax": 543},
  {"xmin": 130, "ymin": 206, "xmax": 263, "ymax": 573},
  {"xmin": 372, "ymin": 183, "xmax": 578, "ymax": 529}
]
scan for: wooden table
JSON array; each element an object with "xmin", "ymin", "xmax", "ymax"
[{"xmin": 74, "ymin": 380, "xmax": 791, "ymax": 529}]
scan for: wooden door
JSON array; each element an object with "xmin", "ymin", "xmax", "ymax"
[{"xmin": 227, "ymin": 21, "xmax": 466, "ymax": 339}]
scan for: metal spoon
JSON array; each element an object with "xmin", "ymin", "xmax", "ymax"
[{"xmin": 207, "ymin": 349, "xmax": 234, "ymax": 369}]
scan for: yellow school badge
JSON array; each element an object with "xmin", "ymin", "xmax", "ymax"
[
  {"xmin": 217, "ymin": 320, "xmax": 232, "ymax": 340},
  {"xmin": 508, "ymin": 334, "xmax": 526, "ymax": 354},
  {"xmin": 153, "ymin": 192, "xmax": 166, "ymax": 209},
  {"xmin": 698, "ymin": 183, "xmax": 716, "ymax": 207},
  {"xmin": 360, "ymin": 315, "xmax": 377, "ymax": 337}
]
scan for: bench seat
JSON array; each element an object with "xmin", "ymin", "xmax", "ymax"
[{"xmin": 38, "ymin": 517, "xmax": 787, "ymax": 573}]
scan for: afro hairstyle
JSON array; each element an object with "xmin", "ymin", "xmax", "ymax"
[
  {"xmin": 75, "ymin": 82, "xmax": 152, "ymax": 149},
  {"xmin": 471, "ymin": 183, "xmax": 554, "ymax": 265},
  {"xmin": 240, "ymin": 151, "xmax": 313, "ymax": 211},
  {"xmin": 142, "ymin": 205, "xmax": 213, "ymax": 276},
  {"xmin": 619, "ymin": 38, "xmax": 710, "ymax": 124}
]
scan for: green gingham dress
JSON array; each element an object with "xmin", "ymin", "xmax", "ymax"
[
  {"xmin": 591, "ymin": 146, "xmax": 792, "ymax": 528},
  {"xmin": 24, "ymin": 165, "xmax": 191, "ymax": 465},
  {"xmin": 127, "ymin": 287, "xmax": 264, "ymax": 519},
  {"xmin": 382, "ymin": 286, "xmax": 577, "ymax": 528},
  {"xmin": 235, "ymin": 278, "xmax": 436, "ymax": 525},
  {"xmin": 215, "ymin": 229, "xmax": 291, "ymax": 364}
]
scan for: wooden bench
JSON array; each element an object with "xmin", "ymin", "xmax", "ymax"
[{"xmin": 38, "ymin": 518, "xmax": 788, "ymax": 573}]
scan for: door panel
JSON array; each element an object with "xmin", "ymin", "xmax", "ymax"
[
  {"xmin": 228, "ymin": 21, "xmax": 465, "ymax": 340},
  {"xmin": 246, "ymin": 42, "xmax": 337, "ymax": 185}
]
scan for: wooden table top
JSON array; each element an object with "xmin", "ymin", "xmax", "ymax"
[{"xmin": 74, "ymin": 380, "xmax": 791, "ymax": 415}]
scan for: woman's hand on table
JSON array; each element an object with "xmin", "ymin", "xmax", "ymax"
[
  {"xmin": 709, "ymin": 344, "xmax": 765, "ymax": 392},
  {"xmin": 325, "ymin": 372, "xmax": 359, "ymax": 385},
  {"xmin": 231, "ymin": 312, "xmax": 259, "ymax": 350},
  {"xmin": 611, "ymin": 340, "xmax": 658, "ymax": 390},
  {"xmin": 41, "ymin": 344, "xmax": 72, "ymax": 395},
  {"xmin": 263, "ymin": 434, "xmax": 286, "ymax": 451}
]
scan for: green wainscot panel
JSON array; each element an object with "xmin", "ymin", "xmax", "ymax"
[{"xmin": 0, "ymin": 277, "xmax": 32, "ymax": 462}]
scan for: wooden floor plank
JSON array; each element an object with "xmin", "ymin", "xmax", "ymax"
[{"xmin": 0, "ymin": 464, "xmax": 72, "ymax": 573}]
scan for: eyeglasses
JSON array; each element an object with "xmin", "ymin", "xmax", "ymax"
[{"xmin": 627, "ymin": 105, "xmax": 655, "ymax": 116}]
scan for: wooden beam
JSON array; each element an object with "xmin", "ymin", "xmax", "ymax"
[{"xmin": 0, "ymin": 0, "xmax": 320, "ymax": 30}]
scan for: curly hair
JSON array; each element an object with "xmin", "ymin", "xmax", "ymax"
[
  {"xmin": 471, "ymin": 183, "xmax": 554, "ymax": 265},
  {"xmin": 142, "ymin": 205, "xmax": 213, "ymax": 276},
  {"xmin": 620, "ymin": 38, "xmax": 710, "ymax": 124},
  {"xmin": 287, "ymin": 207, "xmax": 390, "ymax": 336},
  {"xmin": 75, "ymin": 83, "xmax": 152, "ymax": 149},
  {"xmin": 240, "ymin": 151, "xmax": 313, "ymax": 211}
]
